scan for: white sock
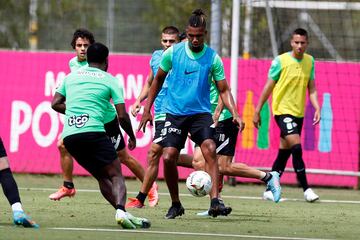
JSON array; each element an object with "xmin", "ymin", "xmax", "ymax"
[
  {"xmin": 126, "ymin": 212, "xmax": 134, "ymax": 218},
  {"xmin": 11, "ymin": 202, "xmax": 23, "ymax": 212},
  {"xmin": 259, "ymin": 171, "xmax": 266, "ymax": 180},
  {"xmin": 115, "ymin": 209, "xmax": 126, "ymax": 219}
]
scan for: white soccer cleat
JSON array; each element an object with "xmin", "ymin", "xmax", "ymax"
[
  {"xmin": 304, "ymin": 188, "xmax": 319, "ymax": 202},
  {"xmin": 115, "ymin": 209, "xmax": 136, "ymax": 229},
  {"xmin": 262, "ymin": 190, "xmax": 274, "ymax": 201}
]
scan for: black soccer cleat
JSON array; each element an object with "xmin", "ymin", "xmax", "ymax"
[
  {"xmin": 165, "ymin": 205, "xmax": 185, "ymax": 219},
  {"xmin": 208, "ymin": 199, "xmax": 232, "ymax": 218}
]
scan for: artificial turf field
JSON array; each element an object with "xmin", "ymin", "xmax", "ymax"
[{"xmin": 1, "ymin": 174, "xmax": 360, "ymax": 240}]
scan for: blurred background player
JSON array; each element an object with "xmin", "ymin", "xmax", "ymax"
[
  {"xmin": 253, "ymin": 28, "xmax": 321, "ymax": 203},
  {"xmin": 49, "ymin": 29, "xmax": 157, "ymax": 201},
  {"xmin": 138, "ymin": 9, "xmax": 241, "ymax": 219},
  {"xmin": 0, "ymin": 137, "xmax": 39, "ymax": 228},
  {"xmin": 51, "ymin": 42, "xmax": 150, "ymax": 229}
]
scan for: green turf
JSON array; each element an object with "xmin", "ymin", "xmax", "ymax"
[{"xmin": 1, "ymin": 174, "xmax": 360, "ymax": 240}]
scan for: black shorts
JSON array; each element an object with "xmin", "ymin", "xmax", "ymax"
[
  {"xmin": 63, "ymin": 132, "xmax": 118, "ymax": 175},
  {"xmin": 0, "ymin": 138, "xmax": 7, "ymax": 158},
  {"xmin": 214, "ymin": 117, "xmax": 239, "ymax": 156},
  {"xmin": 104, "ymin": 117, "xmax": 125, "ymax": 151},
  {"xmin": 152, "ymin": 120, "xmax": 166, "ymax": 147},
  {"xmin": 162, "ymin": 113, "xmax": 215, "ymax": 151},
  {"xmin": 275, "ymin": 114, "xmax": 304, "ymax": 138}
]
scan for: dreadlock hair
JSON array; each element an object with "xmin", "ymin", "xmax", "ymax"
[
  {"xmin": 71, "ymin": 28, "xmax": 95, "ymax": 49},
  {"xmin": 188, "ymin": 9, "xmax": 207, "ymax": 29}
]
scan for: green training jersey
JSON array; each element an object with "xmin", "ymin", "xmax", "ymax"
[
  {"xmin": 68, "ymin": 57, "xmax": 117, "ymax": 123},
  {"xmin": 57, "ymin": 66, "xmax": 124, "ymax": 138},
  {"xmin": 68, "ymin": 56, "xmax": 88, "ymax": 72}
]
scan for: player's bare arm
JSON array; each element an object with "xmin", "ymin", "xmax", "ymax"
[
  {"xmin": 115, "ymin": 103, "xmax": 136, "ymax": 150},
  {"xmin": 131, "ymin": 69, "xmax": 154, "ymax": 117},
  {"xmin": 213, "ymin": 95, "xmax": 224, "ymax": 126},
  {"xmin": 138, "ymin": 68, "xmax": 167, "ymax": 133},
  {"xmin": 51, "ymin": 92, "xmax": 66, "ymax": 114},
  {"xmin": 308, "ymin": 79, "xmax": 321, "ymax": 125},
  {"xmin": 253, "ymin": 79, "xmax": 275, "ymax": 129}
]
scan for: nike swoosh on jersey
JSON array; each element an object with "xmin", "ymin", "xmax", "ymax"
[{"xmin": 184, "ymin": 70, "xmax": 198, "ymax": 75}]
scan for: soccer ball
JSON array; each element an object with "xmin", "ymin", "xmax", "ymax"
[{"xmin": 186, "ymin": 170, "xmax": 212, "ymax": 197}]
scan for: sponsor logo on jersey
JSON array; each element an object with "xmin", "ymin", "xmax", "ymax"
[{"xmin": 68, "ymin": 114, "xmax": 89, "ymax": 128}]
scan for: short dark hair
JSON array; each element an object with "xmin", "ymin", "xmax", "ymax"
[
  {"xmin": 162, "ymin": 26, "xmax": 179, "ymax": 35},
  {"xmin": 179, "ymin": 31, "xmax": 187, "ymax": 41},
  {"xmin": 188, "ymin": 9, "xmax": 207, "ymax": 29},
  {"xmin": 86, "ymin": 42, "xmax": 109, "ymax": 64},
  {"xmin": 71, "ymin": 28, "xmax": 95, "ymax": 49},
  {"xmin": 293, "ymin": 28, "xmax": 308, "ymax": 39}
]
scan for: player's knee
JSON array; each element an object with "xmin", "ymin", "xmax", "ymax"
[
  {"xmin": 200, "ymin": 139, "xmax": 216, "ymax": 156},
  {"xmin": 58, "ymin": 142, "xmax": 69, "ymax": 156},
  {"xmin": 0, "ymin": 157, "xmax": 10, "ymax": 170},
  {"xmin": 162, "ymin": 150, "xmax": 177, "ymax": 165}
]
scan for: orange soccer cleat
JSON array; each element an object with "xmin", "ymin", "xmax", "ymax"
[
  {"xmin": 148, "ymin": 182, "xmax": 159, "ymax": 207},
  {"xmin": 49, "ymin": 186, "xmax": 76, "ymax": 201},
  {"xmin": 125, "ymin": 198, "xmax": 145, "ymax": 208}
]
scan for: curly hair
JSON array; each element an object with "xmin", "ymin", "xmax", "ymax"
[{"xmin": 70, "ymin": 28, "xmax": 95, "ymax": 49}]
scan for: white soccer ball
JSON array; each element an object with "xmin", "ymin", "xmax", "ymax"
[{"xmin": 186, "ymin": 170, "xmax": 212, "ymax": 197}]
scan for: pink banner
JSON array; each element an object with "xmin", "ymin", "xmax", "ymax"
[{"xmin": 0, "ymin": 50, "xmax": 358, "ymax": 187}]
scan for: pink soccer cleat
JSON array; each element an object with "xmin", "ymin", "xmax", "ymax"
[
  {"xmin": 148, "ymin": 182, "xmax": 159, "ymax": 207},
  {"xmin": 49, "ymin": 186, "xmax": 76, "ymax": 201}
]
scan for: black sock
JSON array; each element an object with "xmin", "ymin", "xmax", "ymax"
[
  {"xmin": 272, "ymin": 148, "xmax": 292, "ymax": 177},
  {"xmin": 116, "ymin": 204, "xmax": 125, "ymax": 211},
  {"xmin": 63, "ymin": 181, "xmax": 74, "ymax": 189},
  {"xmin": 136, "ymin": 192, "xmax": 147, "ymax": 204},
  {"xmin": 0, "ymin": 168, "xmax": 21, "ymax": 205},
  {"xmin": 291, "ymin": 144, "xmax": 309, "ymax": 191},
  {"xmin": 261, "ymin": 172, "xmax": 272, "ymax": 183},
  {"xmin": 172, "ymin": 201, "xmax": 182, "ymax": 208},
  {"xmin": 210, "ymin": 198, "xmax": 220, "ymax": 207}
]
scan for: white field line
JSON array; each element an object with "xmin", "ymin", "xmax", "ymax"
[
  {"xmin": 19, "ymin": 187, "xmax": 360, "ymax": 204},
  {"xmin": 49, "ymin": 227, "xmax": 334, "ymax": 240}
]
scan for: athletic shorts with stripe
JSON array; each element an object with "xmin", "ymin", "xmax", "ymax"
[
  {"xmin": 214, "ymin": 117, "xmax": 239, "ymax": 156},
  {"xmin": 152, "ymin": 120, "xmax": 166, "ymax": 147},
  {"xmin": 104, "ymin": 116, "xmax": 125, "ymax": 151},
  {"xmin": 162, "ymin": 113, "xmax": 215, "ymax": 151},
  {"xmin": 275, "ymin": 114, "xmax": 304, "ymax": 138}
]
